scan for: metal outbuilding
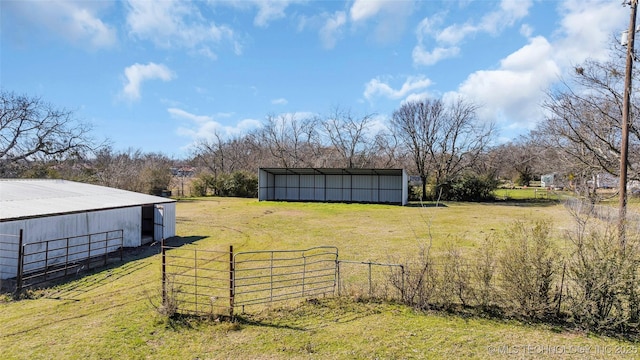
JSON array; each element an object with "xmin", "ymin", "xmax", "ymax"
[
  {"xmin": 259, "ymin": 168, "xmax": 408, "ymax": 205},
  {"xmin": 0, "ymin": 179, "xmax": 176, "ymax": 280}
]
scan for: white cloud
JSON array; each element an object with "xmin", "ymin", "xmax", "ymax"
[
  {"xmin": 413, "ymin": 0, "xmax": 533, "ymax": 66},
  {"xmin": 253, "ymin": 0, "xmax": 291, "ymax": 27},
  {"xmin": 350, "ymin": 0, "xmax": 389, "ymax": 22},
  {"xmin": 554, "ymin": 0, "xmax": 626, "ymax": 65},
  {"xmin": 520, "ymin": 24, "xmax": 533, "ymax": 37},
  {"xmin": 320, "ymin": 11, "xmax": 347, "ymax": 49},
  {"xmin": 122, "ymin": 62, "xmax": 175, "ymax": 101},
  {"xmin": 4, "ymin": 0, "xmax": 116, "ymax": 49},
  {"xmin": 223, "ymin": 0, "xmax": 304, "ymax": 27},
  {"xmin": 402, "ymin": 92, "xmax": 431, "ymax": 105},
  {"xmin": 272, "ymin": 98, "xmax": 288, "ymax": 105},
  {"xmin": 169, "ymin": 107, "xmax": 261, "ymax": 141},
  {"xmin": 451, "ymin": 36, "xmax": 559, "ymax": 129},
  {"xmin": 364, "ymin": 75, "xmax": 432, "ymax": 101},
  {"xmin": 125, "ymin": 0, "xmax": 240, "ymax": 54},
  {"xmin": 412, "ymin": 45, "xmax": 460, "ymax": 66},
  {"xmin": 349, "ymin": 0, "xmax": 415, "ymax": 44}
]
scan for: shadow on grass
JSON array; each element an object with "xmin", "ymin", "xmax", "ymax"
[
  {"xmin": 486, "ymin": 198, "xmax": 562, "ymax": 207},
  {"xmin": 406, "ymin": 199, "xmax": 562, "ymax": 208},
  {"xmin": 405, "ymin": 203, "xmax": 448, "ymax": 208}
]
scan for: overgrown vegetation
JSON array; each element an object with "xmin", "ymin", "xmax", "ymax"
[
  {"xmin": 389, "ymin": 208, "xmax": 640, "ymax": 338},
  {"xmin": 191, "ymin": 171, "xmax": 258, "ymax": 197}
]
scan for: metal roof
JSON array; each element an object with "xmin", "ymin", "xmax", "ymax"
[
  {"xmin": 0, "ymin": 179, "xmax": 175, "ymax": 221},
  {"xmin": 259, "ymin": 168, "xmax": 405, "ymax": 176}
]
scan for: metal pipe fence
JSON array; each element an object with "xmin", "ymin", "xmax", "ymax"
[
  {"xmin": 233, "ymin": 246, "xmax": 338, "ymax": 312},
  {"xmin": 161, "ymin": 243, "xmax": 233, "ymax": 316},
  {"xmin": 17, "ymin": 230, "xmax": 124, "ymax": 292},
  {"xmin": 161, "ymin": 243, "xmax": 406, "ymax": 317}
]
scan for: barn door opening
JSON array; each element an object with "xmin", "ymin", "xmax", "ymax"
[{"xmin": 141, "ymin": 205, "xmax": 154, "ymax": 244}]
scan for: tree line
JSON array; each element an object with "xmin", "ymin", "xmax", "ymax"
[{"xmin": 2, "ymin": 49, "xmax": 639, "ymax": 201}]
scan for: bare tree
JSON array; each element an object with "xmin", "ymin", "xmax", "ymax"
[
  {"xmin": 259, "ymin": 113, "xmax": 320, "ymax": 168},
  {"xmin": 540, "ymin": 58, "xmax": 640, "ymax": 187},
  {"xmin": 0, "ymin": 90, "xmax": 98, "ymax": 177},
  {"xmin": 322, "ymin": 107, "xmax": 375, "ymax": 168},
  {"xmin": 390, "ymin": 97, "xmax": 494, "ymax": 200},
  {"xmin": 93, "ymin": 147, "xmax": 172, "ymax": 195},
  {"xmin": 492, "ymin": 134, "xmax": 546, "ymax": 186},
  {"xmin": 193, "ymin": 131, "xmax": 227, "ymax": 180}
]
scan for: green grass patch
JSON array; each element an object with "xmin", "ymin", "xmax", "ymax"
[{"xmin": 1, "ymin": 197, "xmax": 637, "ymax": 359}]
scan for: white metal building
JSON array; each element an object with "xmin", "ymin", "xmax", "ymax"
[
  {"xmin": 259, "ymin": 168, "xmax": 408, "ymax": 205},
  {"xmin": 0, "ymin": 179, "xmax": 176, "ymax": 280}
]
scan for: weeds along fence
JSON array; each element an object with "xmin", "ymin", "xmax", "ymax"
[
  {"xmin": 1, "ymin": 229, "xmax": 124, "ymax": 294},
  {"xmin": 564, "ymin": 198, "xmax": 640, "ymax": 230},
  {"xmin": 337, "ymin": 260, "xmax": 404, "ymax": 300},
  {"xmin": 161, "ymin": 242, "xmax": 404, "ymax": 317}
]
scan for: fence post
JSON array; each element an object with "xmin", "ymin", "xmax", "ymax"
[
  {"xmin": 161, "ymin": 238, "xmax": 166, "ymax": 307},
  {"xmin": 336, "ymin": 260, "xmax": 341, "ymax": 296},
  {"xmin": 194, "ymin": 247, "xmax": 198, "ymax": 313},
  {"xmin": 15, "ymin": 229, "xmax": 24, "ymax": 295},
  {"xmin": 557, "ymin": 262, "xmax": 566, "ymax": 317},
  {"xmin": 229, "ymin": 245, "xmax": 234, "ymax": 318},
  {"xmin": 270, "ymin": 252, "xmax": 274, "ymax": 303},
  {"xmin": 368, "ymin": 261, "xmax": 372, "ymax": 298},
  {"xmin": 401, "ymin": 265, "xmax": 405, "ymax": 301},
  {"xmin": 302, "ymin": 255, "xmax": 307, "ymax": 297}
]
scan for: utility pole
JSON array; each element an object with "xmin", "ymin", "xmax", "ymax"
[{"xmin": 620, "ymin": 0, "xmax": 638, "ymax": 248}]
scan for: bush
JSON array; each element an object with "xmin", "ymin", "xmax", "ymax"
[
  {"xmin": 191, "ymin": 173, "xmax": 216, "ymax": 196},
  {"xmin": 499, "ymin": 220, "xmax": 558, "ymax": 319},
  {"xmin": 431, "ymin": 174, "xmax": 498, "ymax": 202},
  {"xmin": 215, "ymin": 171, "xmax": 258, "ymax": 198},
  {"xmin": 565, "ymin": 219, "xmax": 640, "ymax": 334}
]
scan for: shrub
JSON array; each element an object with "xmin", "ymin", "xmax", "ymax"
[
  {"xmin": 431, "ymin": 174, "xmax": 498, "ymax": 202},
  {"xmin": 564, "ymin": 218, "xmax": 640, "ymax": 334},
  {"xmin": 216, "ymin": 171, "xmax": 258, "ymax": 198},
  {"xmin": 499, "ymin": 220, "xmax": 558, "ymax": 319},
  {"xmin": 472, "ymin": 236, "xmax": 499, "ymax": 309}
]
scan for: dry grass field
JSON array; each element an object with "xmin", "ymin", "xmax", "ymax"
[{"xmin": 1, "ymin": 196, "xmax": 638, "ymax": 359}]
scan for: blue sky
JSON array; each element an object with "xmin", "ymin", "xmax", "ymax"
[{"xmin": 1, "ymin": 0, "xmax": 629, "ymax": 158}]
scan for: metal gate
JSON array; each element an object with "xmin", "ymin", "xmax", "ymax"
[
  {"xmin": 9, "ymin": 229, "xmax": 124, "ymax": 293},
  {"xmin": 232, "ymin": 246, "xmax": 338, "ymax": 311}
]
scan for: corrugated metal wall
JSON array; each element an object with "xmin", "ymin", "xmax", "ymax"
[
  {"xmin": 0, "ymin": 202, "xmax": 176, "ymax": 280},
  {"xmin": 259, "ymin": 169, "xmax": 407, "ymax": 205},
  {"xmin": 154, "ymin": 202, "xmax": 176, "ymax": 241}
]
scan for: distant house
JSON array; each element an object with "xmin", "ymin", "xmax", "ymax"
[
  {"xmin": 0, "ymin": 179, "xmax": 176, "ymax": 281},
  {"xmin": 595, "ymin": 173, "xmax": 618, "ymax": 189},
  {"xmin": 540, "ymin": 173, "xmax": 565, "ymax": 189}
]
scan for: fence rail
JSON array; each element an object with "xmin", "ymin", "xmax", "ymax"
[
  {"xmin": 17, "ymin": 230, "xmax": 124, "ymax": 292},
  {"xmin": 161, "ymin": 244, "xmax": 401, "ymax": 317},
  {"xmin": 233, "ymin": 246, "xmax": 338, "ymax": 311},
  {"xmin": 161, "ymin": 244, "xmax": 233, "ymax": 316}
]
